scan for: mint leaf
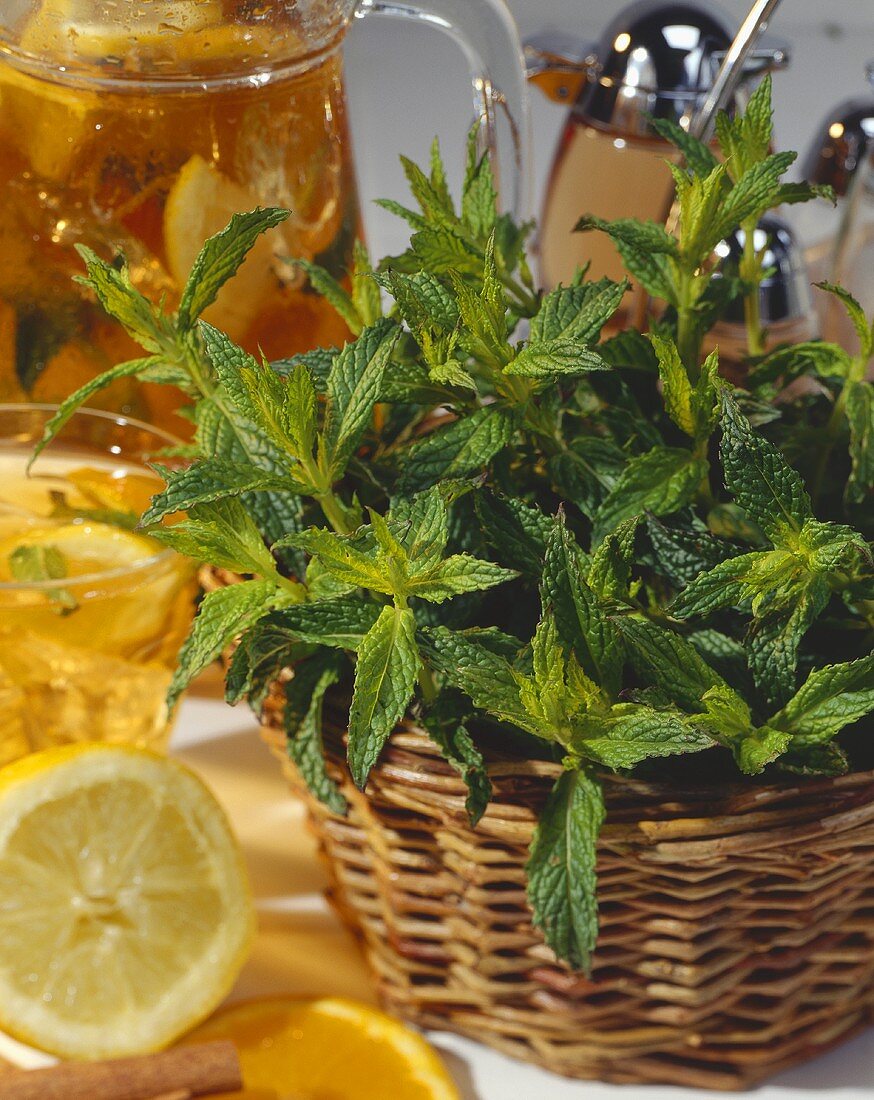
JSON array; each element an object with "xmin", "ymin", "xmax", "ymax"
[
  {"xmin": 648, "ymin": 117, "xmax": 718, "ymax": 178},
  {"xmin": 670, "ymin": 552, "xmax": 759, "ymax": 618},
  {"xmin": 151, "ymin": 498, "xmax": 282, "ymax": 579},
  {"xmin": 167, "ymin": 579, "xmax": 292, "ymax": 709},
  {"xmin": 407, "ymin": 555, "xmax": 516, "ymax": 603},
  {"xmin": 29, "ymin": 356, "xmax": 162, "ymax": 468},
  {"xmin": 615, "ymin": 616, "xmax": 727, "ymax": 712},
  {"xmin": 74, "ymin": 246, "xmax": 171, "ymax": 353},
  {"xmin": 423, "ymin": 626, "xmax": 534, "ymax": 734},
  {"xmin": 322, "ymin": 319, "xmax": 401, "ymax": 479},
  {"xmin": 769, "ymin": 655, "xmax": 874, "ymax": 745},
  {"xmin": 527, "ymin": 768, "xmax": 604, "ymax": 973},
  {"xmin": 476, "ymin": 491, "xmax": 552, "ymax": 578},
  {"xmin": 542, "ymin": 517, "xmax": 623, "ymax": 697},
  {"xmin": 285, "ymin": 651, "xmax": 348, "ymax": 814},
  {"xmin": 399, "ymin": 406, "xmax": 516, "ymax": 494},
  {"xmin": 142, "ymin": 460, "xmax": 296, "ymax": 526},
  {"xmin": 587, "ymin": 516, "xmax": 638, "ymax": 601},
  {"xmin": 280, "ymin": 527, "xmax": 393, "ymax": 595},
  {"xmin": 421, "ymin": 692, "xmax": 491, "ymax": 826},
  {"xmin": 9, "ymin": 544, "xmax": 67, "ymax": 583},
  {"xmin": 293, "ymin": 258, "xmax": 361, "ymax": 335},
  {"xmin": 646, "ymin": 515, "xmax": 744, "ymax": 588},
  {"xmin": 720, "ymin": 393, "xmax": 812, "ymax": 543},
  {"xmin": 268, "ymin": 597, "xmax": 383, "ymax": 650},
  {"xmin": 593, "ymin": 447, "xmax": 707, "ymax": 544},
  {"xmin": 846, "ymin": 381, "xmax": 873, "ymax": 505},
  {"xmin": 179, "ymin": 208, "xmax": 290, "ymax": 331},
  {"xmin": 747, "ymin": 587, "xmax": 830, "ymax": 712},
  {"xmin": 575, "ymin": 706, "xmax": 713, "ymax": 769},
  {"xmin": 816, "ymin": 282, "xmax": 873, "ymax": 360},
  {"xmin": 462, "ymin": 128, "xmax": 498, "ymax": 238},
  {"xmin": 225, "ymin": 615, "xmax": 307, "ymax": 709},
  {"xmin": 347, "ymin": 605, "xmax": 419, "ymax": 788}
]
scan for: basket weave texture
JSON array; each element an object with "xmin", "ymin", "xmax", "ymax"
[
  {"xmin": 204, "ymin": 572, "xmax": 874, "ymax": 1089},
  {"xmin": 264, "ymin": 703, "xmax": 874, "ymax": 1089}
]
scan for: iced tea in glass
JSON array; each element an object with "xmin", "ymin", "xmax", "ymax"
[{"xmin": 0, "ymin": 403, "xmax": 197, "ymax": 764}]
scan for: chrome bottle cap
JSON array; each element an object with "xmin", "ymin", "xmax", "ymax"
[
  {"xmin": 526, "ymin": 1, "xmax": 789, "ymax": 135},
  {"xmin": 715, "ymin": 214, "xmax": 813, "ymax": 326}
]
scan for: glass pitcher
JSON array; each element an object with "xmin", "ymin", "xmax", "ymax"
[{"xmin": 0, "ymin": 0, "xmax": 529, "ymax": 430}]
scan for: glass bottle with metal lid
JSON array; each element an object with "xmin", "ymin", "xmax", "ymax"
[
  {"xmin": 528, "ymin": 0, "xmax": 788, "ymax": 312},
  {"xmin": 798, "ymin": 62, "xmax": 874, "ymax": 358}
]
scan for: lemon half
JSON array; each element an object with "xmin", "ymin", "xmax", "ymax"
[{"xmin": 0, "ymin": 744, "xmax": 254, "ymax": 1059}]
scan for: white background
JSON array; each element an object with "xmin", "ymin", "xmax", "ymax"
[{"xmin": 343, "ymin": 0, "xmax": 874, "ymax": 258}]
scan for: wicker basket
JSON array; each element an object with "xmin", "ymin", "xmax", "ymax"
[{"xmin": 204, "ymin": 572, "xmax": 874, "ymax": 1089}]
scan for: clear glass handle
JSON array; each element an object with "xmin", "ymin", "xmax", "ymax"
[{"xmin": 355, "ymin": 0, "xmax": 532, "ymax": 220}]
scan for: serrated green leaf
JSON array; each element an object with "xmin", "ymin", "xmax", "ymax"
[
  {"xmin": 167, "ymin": 579, "xmax": 291, "ymax": 709},
  {"xmin": 347, "ymin": 605, "xmax": 419, "ymax": 787},
  {"xmin": 179, "ymin": 208, "xmax": 290, "ymax": 331},
  {"xmin": 224, "ymin": 619, "xmax": 300, "ymax": 711},
  {"xmin": 508, "ymin": 341, "xmax": 611, "ymax": 378},
  {"xmin": 268, "ymin": 596, "xmax": 383, "ymax": 650},
  {"xmin": 713, "ymin": 152, "xmax": 796, "ymax": 242},
  {"xmin": 142, "ymin": 460, "xmax": 298, "ymax": 526},
  {"xmin": 476, "ymin": 491, "xmax": 552, "ymax": 577},
  {"xmin": 816, "ymin": 282, "xmax": 873, "ymax": 359},
  {"xmin": 649, "ymin": 116, "xmax": 719, "ymax": 178},
  {"xmin": 462, "ymin": 129, "xmax": 498, "ymax": 238},
  {"xmin": 280, "ymin": 527, "xmax": 394, "ymax": 595},
  {"xmin": 670, "ymin": 551, "xmax": 759, "ymax": 618},
  {"xmin": 646, "ymin": 515, "xmax": 744, "ymax": 588},
  {"xmin": 575, "ymin": 705, "xmax": 713, "ymax": 769},
  {"xmin": 846, "ymin": 380, "xmax": 874, "ymax": 504},
  {"xmin": 529, "ymin": 279, "xmax": 627, "ymax": 347},
  {"xmin": 526, "ymin": 768, "xmax": 604, "ymax": 973},
  {"xmin": 285, "ymin": 650, "xmax": 348, "ymax": 814},
  {"xmin": 593, "ymin": 447, "xmax": 707, "ymax": 544},
  {"xmin": 322, "ymin": 318, "xmax": 401, "ymax": 478},
  {"xmin": 422, "ymin": 692, "xmax": 491, "ymax": 826},
  {"xmin": 588, "ymin": 516, "xmax": 638, "ymax": 600},
  {"xmin": 407, "ymin": 554, "xmax": 516, "ymax": 604},
  {"xmin": 769, "ymin": 655, "xmax": 874, "ymax": 745},
  {"xmin": 650, "ymin": 334, "xmax": 695, "ymax": 435},
  {"xmin": 74, "ymin": 246, "xmax": 170, "ymax": 353},
  {"xmin": 151, "ymin": 498, "xmax": 281, "ymax": 579},
  {"xmin": 399, "ymin": 406, "xmax": 516, "ymax": 493},
  {"xmin": 720, "ymin": 393, "xmax": 812, "ymax": 543},
  {"xmin": 293, "ymin": 258, "xmax": 361, "ymax": 334},
  {"xmin": 29, "ymin": 356, "xmax": 162, "ymax": 468},
  {"xmin": 750, "ymin": 340, "xmax": 853, "ymax": 385},
  {"xmin": 736, "ymin": 726, "xmax": 791, "ymax": 775},
  {"xmin": 423, "ymin": 626, "xmax": 535, "ymax": 734},
  {"xmin": 747, "ymin": 584, "xmax": 830, "ymax": 712},
  {"xmin": 615, "ymin": 616, "xmax": 727, "ymax": 711},
  {"xmin": 542, "ymin": 517, "xmax": 623, "ymax": 698}
]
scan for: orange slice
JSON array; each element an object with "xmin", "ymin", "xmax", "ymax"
[{"xmin": 182, "ymin": 996, "xmax": 460, "ymax": 1100}]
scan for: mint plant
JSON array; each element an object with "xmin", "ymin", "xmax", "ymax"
[{"xmin": 40, "ymin": 85, "xmax": 873, "ymax": 974}]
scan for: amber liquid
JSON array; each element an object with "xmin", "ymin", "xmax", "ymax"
[{"xmin": 0, "ymin": 4, "xmax": 358, "ymax": 431}]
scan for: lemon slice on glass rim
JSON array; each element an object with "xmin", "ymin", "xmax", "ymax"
[{"xmin": 0, "ymin": 744, "xmax": 254, "ymax": 1059}]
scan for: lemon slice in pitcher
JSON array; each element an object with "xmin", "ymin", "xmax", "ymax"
[
  {"xmin": 0, "ymin": 744, "xmax": 254, "ymax": 1059},
  {"xmin": 164, "ymin": 154, "xmax": 282, "ymax": 341}
]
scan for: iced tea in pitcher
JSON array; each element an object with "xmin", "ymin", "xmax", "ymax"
[{"xmin": 0, "ymin": 1, "xmax": 360, "ymax": 430}]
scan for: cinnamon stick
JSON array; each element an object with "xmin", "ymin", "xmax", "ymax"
[{"xmin": 0, "ymin": 1041, "xmax": 241, "ymax": 1099}]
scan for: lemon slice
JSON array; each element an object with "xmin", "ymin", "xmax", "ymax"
[
  {"xmin": 183, "ymin": 996, "xmax": 460, "ymax": 1100},
  {"xmin": 164, "ymin": 154, "xmax": 282, "ymax": 341},
  {"xmin": 0, "ymin": 521, "xmax": 160, "ymax": 581},
  {"xmin": 0, "ymin": 744, "xmax": 254, "ymax": 1059}
]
